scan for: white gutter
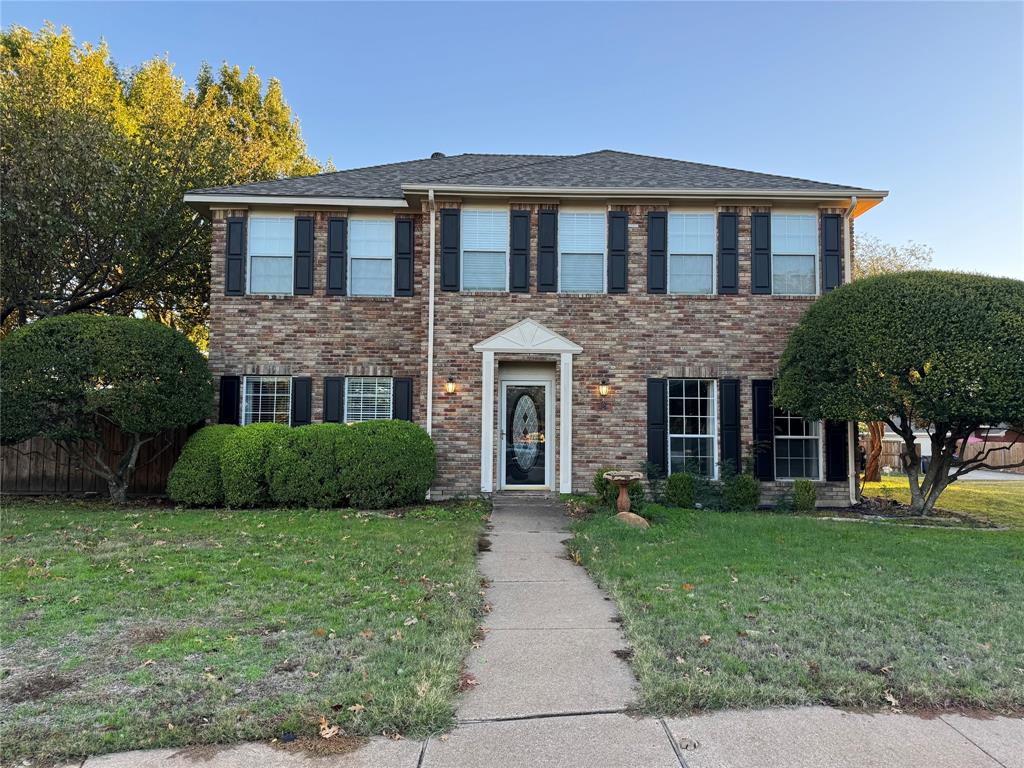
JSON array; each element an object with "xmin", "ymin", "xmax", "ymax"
[
  {"xmin": 426, "ymin": 189, "xmax": 437, "ymax": 437},
  {"xmin": 844, "ymin": 195, "xmax": 859, "ymax": 505},
  {"xmin": 183, "ymin": 193, "xmax": 409, "ymax": 208},
  {"xmin": 402, "ymin": 183, "xmax": 889, "ymax": 200}
]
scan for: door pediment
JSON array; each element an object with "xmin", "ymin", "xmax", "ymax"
[{"xmin": 472, "ymin": 318, "xmax": 582, "ymax": 354}]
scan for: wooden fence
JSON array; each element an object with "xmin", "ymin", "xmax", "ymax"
[
  {"xmin": 862, "ymin": 438, "xmax": 1024, "ymax": 475},
  {"xmin": 1, "ymin": 423, "xmax": 198, "ymax": 497}
]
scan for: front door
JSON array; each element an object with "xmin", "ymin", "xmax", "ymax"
[{"xmin": 501, "ymin": 381, "xmax": 550, "ymax": 488}]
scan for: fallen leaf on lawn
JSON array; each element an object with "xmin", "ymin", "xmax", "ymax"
[
  {"xmin": 140, "ymin": 659, "xmax": 155, "ymax": 667},
  {"xmin": 68, "ymin": 595, "xmax": 81, "ymax": 604},
  {"xmin": 347, "ymin": 704, "xmax": 366, "ymax": 713},
  {"xmin": 403, "ymin": 617, "xmax": 418, "ymax": 626},
  {"xmin": 166, "ymin": 723, "xmax": 175, "ymax": 731},
  {"xmin": 884, "ymin": 690, "xmax": 901, "ymax": 712},
  {"xmin": 416, "ymin": 680, "xmax": 430, "ymax": 698},
  {"xmin": 698, "ymin": 635, "xmax": 712, "ymax": 646},
  {"xmin": 319, "ymin": 715, "xmax": 340, "ymax": 739},
  {"xmin": 759, "ymin": 595, "xmax": 771, "ymax": 602},
  {"xmin": 313, "ymin": 628, "xmax": 327, "ymax": 637},
  {"xmin": 681, "ymin": 583, "xmax": 695, "ymax": 592},
  {"xmin": 675, "ymin": 656, "xmax": 686, "ymax": 664},
  {"xmin": 439, "ymin": 734, "xmax": 450, "ymax": 743}
]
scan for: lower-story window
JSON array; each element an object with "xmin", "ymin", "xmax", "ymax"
[
  {"xmin": 773, "ymin": 408, "xmax": 821, "ymax": 479},
  {"xmin": 345, "ymin": 377, "xmax": 393, "ymax": 422},
  {"xmin": 668, "ymin": 379, "xmax": 717, "ymax": 478},
  {"xmin": 242, "ymin": 376, "xmax": 291, "ymax": 425}
]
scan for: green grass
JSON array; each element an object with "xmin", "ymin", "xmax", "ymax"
[
  {"xmin": 1, "ymin": 499, "xmax": 489, "ymax": 765},
  {"xmin": 862, "ymin": 476, "xmax": 1024, "ymax": 529},
  {"xmin": 571, "ymin": 505, "xmax": 1024, "ymax": 716}
]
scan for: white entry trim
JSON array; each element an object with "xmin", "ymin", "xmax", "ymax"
[{"xmin": 475, "ymin": 319, "xmax": 581, "ymax": 494}]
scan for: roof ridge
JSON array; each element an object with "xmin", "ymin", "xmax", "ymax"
[{"xmin": 425, "ymin": 154, "xmax": 574, "ymax": 184}]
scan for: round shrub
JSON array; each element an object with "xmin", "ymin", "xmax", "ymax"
[
  {"xmin": 221, "ymin": 422, "xmax": 289, "ymax": 508},
  {"xmin": 722, "ymin": 473, "xmax": 761, "ymax": 512},
  {"xmin": 792, "ymin": 479, "xmax": 817, "ymax": 512},
  {"xmin": 267, "ymin": 423, "xmax": 348, "ymax": 508},
  {"xmin": 337, "ymin": 420, "xmax": 435, "ymax": 509},
  {"xmin": 593, "ymin": 466, "xmax": 646, "ymax": 513},
  {"xmin": 665, "ymin": 472, "xmax": 696, "ymax": 509},
  {"xmin": 167, "ymin": 425, "xmax": 237, "ymax": 506}
]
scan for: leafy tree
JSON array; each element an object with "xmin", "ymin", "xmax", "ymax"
[
  {"xmin": 776, "ymin": 271, "xmax": 1024, "ymax": 515},
  {"xmin": 852, "ymin": 234, "xmax": 934, "ymax": 481},
  {"xmin": 0, "ymin": 24, "xmax": 324, "ymax": 343},
  {"xmin": 0, "ymin": 315, "xmax": 213, "ymax": 502}
]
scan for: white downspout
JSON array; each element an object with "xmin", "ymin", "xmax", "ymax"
[
  {"xmin": 844, "ymin": 196, "xmax": 858, "ymax": 505},
  {"xmin": 426, "ymin": 189, "xmax": 437, "ymax": 436}
]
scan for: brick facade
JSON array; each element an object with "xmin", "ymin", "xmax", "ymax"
[{"xmin": 207, "ymin": 199, "xmax": 853, "ymax": 506}]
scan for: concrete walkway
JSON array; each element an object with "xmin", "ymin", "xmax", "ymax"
[{"xmin": 63, "ymin": 496, "xmax": 1023, "ymax": 768}]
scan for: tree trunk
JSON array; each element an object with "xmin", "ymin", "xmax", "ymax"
[
  {"xmin": 864, "ymin": 421, "xmax": 885, "ymax": 482},
  {"xmin": 107, "ymin": 479, "xmax": 129, "ymax": 505}
]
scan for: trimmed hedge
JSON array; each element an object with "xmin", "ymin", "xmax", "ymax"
[
  {"xmin": 722, "ymin": 472, "xmax": 761, "ymax": 512},
  {"xmin": 220, "ymin": 422, "xmax": 288, "ymax": 508},
  {"xmin": 337, "ymin": 420, "xmax": 435, "ymax": 509},
  {"xmin": 267, "ymin": 424, "xmax": 347, "ymax": 508},
  {"xmin": 167, "ymin": 425, "xmax": 237, "ymax": 506},
  {"xmin": 665, "ymin": 472, "xmax": 696, "ymax": 509},
  {"xmin": 593, "ymin": 466, "xmax": 646, "ymax": 513},
  {"xmin": 793, "ymin": 479, "xmax": 817, "ymax": 512}
]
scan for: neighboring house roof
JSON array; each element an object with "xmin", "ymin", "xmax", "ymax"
[{"xmin": 185, "ymin": 150, "xmax": 887, "ymax": 206}]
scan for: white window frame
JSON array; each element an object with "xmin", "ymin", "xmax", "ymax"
[
  {"xmin": 247, "ymin": 212, "xmax": 294, "ymax": 296},
  {"xmin": 668, "ymin": 211, "xmax": 716, "ymax": 296},
  {"xmin": 348, "ymin": 215, "xmax": 395, "ymax": 297},
  {"xmin": 770, "ymin": 212, "xmax": 819, "ymax": 297},
  {"xmin": 460, "ymin": 207, "xmax": 509, "ymax": 292},
  {"xmin": 344, "ymin": 376, "xmax": 394, "ymax": 422},
  {"xmin": 666, "ymin": 378, "xmax": 719, "ymax": 480},
  {"xmin": 772, "ymin": 409, "xmax": 824, "ymax": 481},
  {"xmin": 241, "ymin": 375, "xmax": 292, "ymax": 426},
  {"xmin": 558, "ymin": 209, "xmax": 607, "ymax": 294}
]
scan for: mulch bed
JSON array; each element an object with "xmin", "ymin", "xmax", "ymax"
[{"xmin": 824, "ymin": 496, "xmax": 1002, "ymax": 528}]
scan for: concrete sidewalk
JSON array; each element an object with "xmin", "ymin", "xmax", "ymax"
[{"xmin": 61, "ymin": 497, "xmax": 1023, "ymax": 768}]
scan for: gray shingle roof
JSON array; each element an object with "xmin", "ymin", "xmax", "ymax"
[{"xmin": 187, "ymin": 150, "xmax": 878, "ymax": 198}]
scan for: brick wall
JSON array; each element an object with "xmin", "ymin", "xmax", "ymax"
[{"xmin": 207, "ymin": 200, "xmax": 852, "ymax": 505}]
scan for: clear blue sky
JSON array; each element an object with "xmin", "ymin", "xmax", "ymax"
[{"xmin": 5, "ymin": 1, "xmax": 1022, "ymax": 278}]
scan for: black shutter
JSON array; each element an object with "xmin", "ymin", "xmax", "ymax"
[
  {"xmin": 291, "ymin": 377, "xmax": 312, "ymax": 426},
  {"xmin": 825, "ymin": 420, "xmax": 849, "ymax": 481},
  {"xmin": 440, "ymin": 209, "xmax": 460, "ymax": 291},
  {"xmin": 752, "ymin": 379, "xmax": 775, "ymax": 480},
  {"xmin": 324, "ymin": 376, "xmax": 345, "ymax": 423},
  {"xmin": 822, "ymin": 214, "xmax": 842, "ymax": 292},
  {"xmin": 392, "ymin": 377, "xmax": 413, "ymax": 421},
  {"xmin": 395, "ymin": 219, "xmax": 414, "ymax": 296},
  {"xmin": 218, "ymin": 375, "xmax": 240, "ymax": 425},
  {"xmin": 718, "ymin": 213, "xmax": 738, "ymax": 294},
  {"xmin": 537, "ymin": 209, "xmax": 558, "ymax": 292},
  {"xmin": 751, "ymin": 213, "xmax": 771, "ymax": 295},
  {"xmin": 293, "ymin": 217, "xmax": 314, "ymax": 295},
  {"xmin": 647, "ymin": 378, "xmax": 668, "ymax": 475},
  {"xmin": 607, "ymin": 211, "xmax": 629, "ymax": 293},
  {"xmin": 224, "ymin": 217, "xmax": 246, "ymax": 295},
  {"xmin": 719, "ymin": 379, "xmax": 741, "ymax": 473},
  {"xmin": 327, "ymin": 218, "xmax": 347, "ymax": 295},
  {"xmin": 509, "ymin": 209, "xmax": 531, "ymax": 292},
  {"xmin": 647, "ymin": 211, "xmax": 667, "ymax": 293}
]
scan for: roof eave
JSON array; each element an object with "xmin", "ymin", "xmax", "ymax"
[
  {"xmin": 401, "ymin": 183, "xmax": 888, "ymax": 201},
  {"xmin": 182, "ymin": 192, "xmax": 409, "ymax": 216}
]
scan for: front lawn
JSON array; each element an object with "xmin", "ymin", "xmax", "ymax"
[
  {"xmin": 862, "ymin": 475, "xmax": 1024, "ymax": 529},
  {"xmin": 571, "ymin": 506, "xmax": 1024, "ymax": 716},
  {"xmin": 1, "ymin": 499, "xmax": 488, "ymax": 765}
]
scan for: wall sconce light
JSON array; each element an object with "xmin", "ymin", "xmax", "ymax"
[
  {"xmin": 598, "ymin": 379, "xmax": 610, "ymax": 397},
  {"xmin": 445, "ymin": 377, "xmax": 457, "ymax": 395}
]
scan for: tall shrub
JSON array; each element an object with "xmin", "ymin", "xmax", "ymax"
[
  {"xmin": 167, "ymin": 425, "xmax": 236, "ymax": 506},
  {"xmin": 267, "ymin": 423, "xmax": 347, "ymax": 508},
  {"xmin": 220, "ymin": 422, "xmax": 288, "ymax": 507}
]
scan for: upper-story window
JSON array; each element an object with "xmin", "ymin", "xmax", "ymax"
[
  {"xmin": 242, "ymin": 375, "xmax": 291, "ymax": 425},
  {"xmin": 771, "ymin": 214, "xmax": 817, "ymax": 296},
  {"xmin": 773, "ymin": 408, "xmax": 821, "ymax": 479},
  {"xmin": 559, "ymin": 212, "xmax": 605, "ymax": 293},
  {"xmin": 349, "ymin": 218, "xmax": 394, "ymax": 297},
  {"xmin": 669, "ymin": 213, "xmax": 715, "ymax": 295},
  {"xmin": 345, "ymin": 376, "xmax": 393, "ymax": 422},
  {"xmin": 462, "ymin": 209, "xmax": 508, "ymax": 291},
  {"xmin": 248, "ymin": 215, "xmax": 293, "ymax": 294}
]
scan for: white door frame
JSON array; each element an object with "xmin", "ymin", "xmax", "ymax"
[{"xmin": 498, "ymin": 379, "xmax": 554, "ymax": 491}]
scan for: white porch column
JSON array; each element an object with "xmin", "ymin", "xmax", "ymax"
[
  {"xmin": 480, "ymin": 351, "xmax": 495, "ymax": 493},
  {"xmin": 559, "ymin": 352, "xmax": 573, "ymax": 494}
]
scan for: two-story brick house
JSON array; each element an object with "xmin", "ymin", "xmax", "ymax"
[{"xmin": 185, "ymin": 150, "xmax": 887, "ymax": 505}]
